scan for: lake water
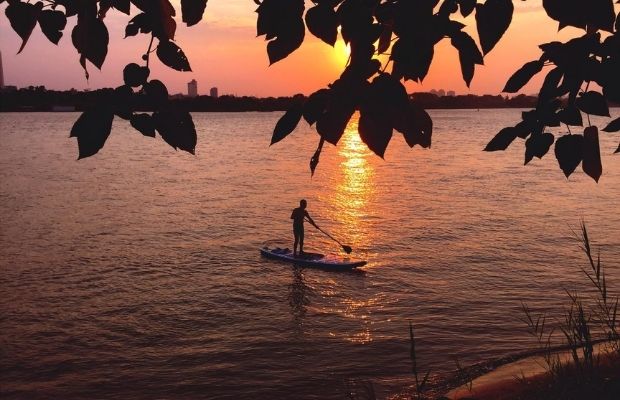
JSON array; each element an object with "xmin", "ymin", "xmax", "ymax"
[{"xmin": 1, "ymin": 110, "xmax": 619, "ymax": 399}]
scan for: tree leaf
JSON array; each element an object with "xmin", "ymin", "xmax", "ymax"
[
  {"xmin": 123, "ymin": 63, "xmax": 150, "ymax": 87},
  {"xmin": 309, "ymin": 138, "xmax": 324, "ymax": 176},
  {"xmin": 125, "ymin": 13, "xmax": 151, "ymax": 38},
  {"xmin": 144, "ymin": 79, "xmax": 169, "ymax": 108},
  {"xmin": 153, "ymin": 110, "xmax": 197, "ymax": 154},
  {"xmin": 525, "ymin": 132, "xmax": 554, "ymax": 164},
  {"xmin": 450, "ymin": 31, "xmax": 484, "ymax": 87},
  {"xmin": 543, "ymin": 0, "xmax": 586, "ymax": 30},
  {"xmin": 554, "ymin": 134, "xmax": 584, "ymax": 178},
  {"xmin": 5, "ymin": 0, "xmax": 43, "ymax": 53},
  {"xmin": 316, "ymin": 105, "xmax": 355, "ymax": 145},
  {"xmin": 458, "ymin": 0, "xmax": 476, "ymax": 17},
  {"xmin": 537, "ymin": 99, "xmax": 562, "ymax": 127},
  {"xmin": 112, "ymin": 85, "xmax": 134, "ymax": 120},
  {"xmin": 602, "ymin": 117, "xmax": 620, "ymax": 132},
  {"xmin": 391, "ymin": 38, "xmax": 434, "ymax": 82},
  {"xmin": 514, "ymin": 120, "xmax": 532, "ymax": 139},
  {"xmin": 538, "ymin": 67, "xmax": 564, "ymax": 102},
  {"xmin": 439, "ymin": 0, "xmax": 459, "ymax": 16},
  {"xmin": 359, "ymin": 110, "xmax": 392, "ymax": 158},
  {"xmin": 585, "ymin": 0, "xmax": 615, "ymax": 32},
  {"xmin": 305, "ymin": 4, "xmax": 338, "ymax": 46},
  {"xmin": 151, "ymin": 0, "xmax": 177, "ymax": 41},
  {"xmin": 338, "ymin": 0, "xmax": 376, "ymax": 44},
  {"xmin": 575, "ymin": 91, "xmax": 610, "ymax": 117},
  {"xmin": 181, "ymin": 0, "xmax": 208, "ymax": 27},
  {"xmin": 70, "ymin": 110, "xmax": 115, "ymax": 159},
  {"xmin": 267, "ymin": 19, "xmax": 305, "ymax": 65},
  {"xmin": 378, "ymin": 25, "xmax": 392, "ymax": 54},
  {"xmin": 394, "ymin": 103, "xmax": 433, "ymax": 149},
  {"xmin": 557, "ymin": 106, "xmax": 583, "ymax": 126},
  {"xmin": 543, "ymin": 0, "xmax": 615, "ymax": 32},
  {"xmin": 112, "ymin": 0, "xmax": 131, "ymax": 15},
  {"xmin": 303, "ymin": 89, "xmax": 330, "ymax": 126},
  {"xmin": 271, "ymin": 104, "xmax": 303, "ymax": 145},
  {"xmin": 37, "ymin": 9, "xmax": 67, "ymax": 45},
  {"xmin": 358, "ymin": 73, "xmax": 410, "ymax": 157},
  {"xmin": 582, "ymin": 126, "xmax": 602, "ymax": 182},
  {"xmin": 484, "ymin": 127, "xmax": 519, "ymax": 151},
  {"xmin": 366, "ymin": 73, "xmax": 409, "ymax": 119},
  {"xmin": 100, "ymin": 0, "xmax": 130, "ymax": 15},
  {"xmin": 156, "ymin": 41, "xmax": 192, "ymax": 71},
  {"xmin": 257, "ymin": 0, "xmax": 306, "ymax": 64},
  {"xmin": 503, "ymin": 60, "xmax": 544, "ymax": 93},
  {"xmin": 475, "ymin": 0, "xmax": 513, "ymax": 55},
  {"xmin": 72, "ymin": 16, "xmax": 109, "ymax": 69},
  {"xmin": 130, "ymin": 113, "xmax": 156, "ymax": 137},
  {"xmin": 54, "ymin": 0, "xmax": 79, "ymax": 17}
]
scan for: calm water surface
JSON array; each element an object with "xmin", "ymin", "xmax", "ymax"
[{"xmin": 1, "ymin": 110, "xmax": 619, "ymax": 399}]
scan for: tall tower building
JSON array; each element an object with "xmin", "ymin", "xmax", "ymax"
[
  {"xmin": 0, "ymin": 50, "xmax": 5, "ymax": 88},
  {"xmin": 210, "ymin": 87, "xmax": 218, "ymax": 98},
  {"xmin": 187, "ymin": 79, "xmax": 198, "ymax": 97}
]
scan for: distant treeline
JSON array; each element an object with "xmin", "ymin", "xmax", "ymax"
[{"xmin": 1, "ymin": 86, "xmax": 549, "ymax": 112}]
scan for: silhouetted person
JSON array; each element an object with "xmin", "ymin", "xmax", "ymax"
[{"xmin": 291, "ymin": 199, "xmax": 316, "ymax": 257}]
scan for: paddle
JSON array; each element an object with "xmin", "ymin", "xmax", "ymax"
[{"xmin": 305, "ymin": 218, "xmax": 353, "ymax": 254}]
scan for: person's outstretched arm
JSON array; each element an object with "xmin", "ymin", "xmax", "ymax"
[{"xmin": 305, "ymin": 211, "xmax": 317, "ymax": 227}]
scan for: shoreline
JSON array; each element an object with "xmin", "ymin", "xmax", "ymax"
[{"xmin": 384, "ymin": 339, "xmax": 617, "ymax": 399}]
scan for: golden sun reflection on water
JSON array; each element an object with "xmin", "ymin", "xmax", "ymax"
[
  {"xmin": 323, "ymin": 117, "xmax": 376, "ymax": 253},
  {"xmin": 319, "ymin": 117, "xmax": 380, "ymax": 345}
]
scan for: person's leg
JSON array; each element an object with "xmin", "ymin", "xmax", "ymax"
[
  {"xmin": 299, "ymin": 228, "xmax": 304, "ymax": 254},
  {"xmin": 293, "ymin": 228, "xmax": 299, "ymax": 256}
]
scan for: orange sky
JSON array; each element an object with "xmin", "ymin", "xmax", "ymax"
[{"xmin": 0, "ymin": 1, "xmax": 607, "ymax": 96}]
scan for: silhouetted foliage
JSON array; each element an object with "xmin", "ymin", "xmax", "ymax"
[
  {"xmin": 483, "ymin": 0, "xmax": 620, "ymax": 181},
  {"xmin": 555, "ymin": 133, "xmax": 584, "ymax": 177},
  {"xmin": 582, "ymin": 126, "xmax": 603, "ymax": 181},
  {"xmin": 485, "ymin": 127, "xmax": 520, "ymax": 151},
  {"xmin": 503, "ymin": 60, "xmax": 544, "ymax": 93},
  {"xmin": 272, "ymin": 103, "xmax": 303, "ymax": 145},
  {"xmin": 603, "ymin": 116, "xmax": 620, "ymax": 132},
  {"xmin": 156, "ymin": 40, "xmax": 192, "ymax": 72},
  {"xmin": 130, "ymin": 113, "xmax": 156, "ymax": 137},
  {"xmin": 70, "ymin": 109, "xmax": 114, "ymax": 159},
  {"xmin": 181, "ymin": 0, "xmax": 208, "ymax": 27},
  {"xmin": 1, "ymin": 0, "xmax": 618, "ymax": 179}
]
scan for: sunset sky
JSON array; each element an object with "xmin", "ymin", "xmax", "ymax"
[{"xmin": 0, "ymin": 1, "xmax": 593, "ymax": 97}]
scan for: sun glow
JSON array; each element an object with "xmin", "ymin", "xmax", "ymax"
[{"xmin": 333, "ymin": 40, "xmax": 352, "ymax": 67}]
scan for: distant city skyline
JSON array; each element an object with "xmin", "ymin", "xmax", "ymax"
[{"xmin": 429, "ymin": 89, "xmax": 457, "ymax": 97}]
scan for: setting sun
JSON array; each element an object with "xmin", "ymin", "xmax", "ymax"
[{"xmin": 334, "ymin": 39, "xmax": 352, "ymax": 66}]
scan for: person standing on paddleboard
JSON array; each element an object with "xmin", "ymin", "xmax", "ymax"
[{"xmin": 291, "ymin": 199, "xmax": 316, "ymax": 257}]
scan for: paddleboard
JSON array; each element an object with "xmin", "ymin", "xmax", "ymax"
[{"xmin": 260, "ymin": 246, "xmax": 367, "ymax": 269}]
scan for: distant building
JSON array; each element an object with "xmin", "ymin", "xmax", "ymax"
[
  {"xmin": 210, "ymin": 87, "xmax": 218, "ymax": 98},
  {"xmin": 437, "ymin": 89, "xmax": 445, "ymax": 97},
  {"xmin": 188, "ymin": 79, "xmax": 198, "ymax": 97},
  {"xmin": 0, "ymin": 50, "xmax": 4, "ymax": 88},
  {"xmin": 447, "ymin": 90, "xmax": 456, "ymax": 97}
]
